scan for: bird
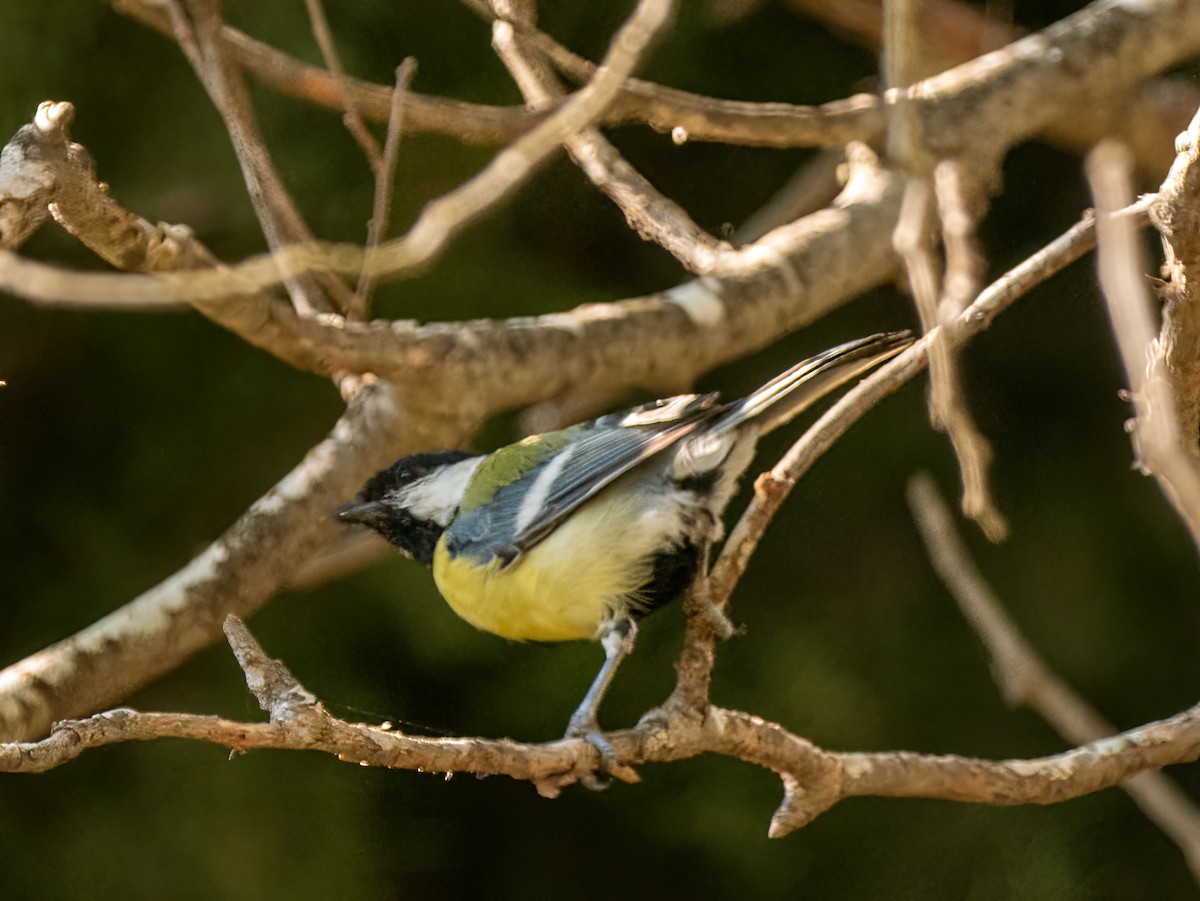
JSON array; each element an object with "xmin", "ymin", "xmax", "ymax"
[{"xmin": 339, "ymin": 331, "xmax": 912, "ymax": 755}]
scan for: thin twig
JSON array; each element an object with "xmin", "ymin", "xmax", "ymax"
[
  {"xmin": 0, "ymin": 115, "xmax": 905, "ymax": 391},
  {"xmin": 611, "ymin": 202, "xmax": 1137, "ymax": 713},
  {"xmin": 237, "ymin": 0, "xmax": 884, "ymax": 148},
  {"xmin": 894, "ymin": 177, "xmax": 941, "ymax": 322},
  {"xmin": 165, "ymin": 0, "xmax": 351, "ymax": 317},
  {"xmin": 909, "ymin": 218, "xmax": 1002, "ymax": 531},
  {"xmin": 354, "ymin": 0, "xmax": 678, "ymax": 284},
  {"xmin": 732, "ymin": 149, "xmax": 845, "ymax": 245},
  {"xmin": 490, "ymin": 1, "xmax": 731, "ymax": 275},
  {"xmin": 882, "ymin": 0, "xmax": 921, "ymax": 165},
  {"xmin": 114, "ymin": 0, "xmax": 1200, "ymax": 171},
  {"xmin": 907, "ymin": 473, "xmax": 1200, "ymax": 883},
  {"xmin": 7, "ymin": 99, "xmax": 349, "ymax": 377},
  {"xmin": 302, "ymin": 0, "xmax": 383, "ymax": 172},
  {"xmin": 11, "ymin": 0, "xmax": 1196, "ymax": 308},
  {"xmin": 352, "ymin": 58, "xmax": 418, "ymax": 318},
  {"xmin": 931, "ymin": 161, "xmax": 1006, "ymax": 538},
  {"xmin": 4, "ymin": 0, "xmax": 679, "ymax": 311},
  {"xmin": 691, "ymin": 203, "xmax": 1146, "ymax": 707},
  {"xmin": 885, "ymin": 0, "xmax": 1005, "ymax": 539}
]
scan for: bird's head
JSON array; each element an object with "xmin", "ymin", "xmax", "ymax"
[{"xmin": 339, "ymin": 451, "xmax": 481, "ymax": 565}]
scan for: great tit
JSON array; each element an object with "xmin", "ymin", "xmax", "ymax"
[{"xmin": 340, "ymin": 331, "xmax": 912, "ymax": 746}]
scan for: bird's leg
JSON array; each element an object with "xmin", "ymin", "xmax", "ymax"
[
  {"xmin": 565, "ymin": 617, "xmax": 637, "ymax": 786},
  {"xmin": 567, "ymin": 617, "xmax": 636, "ymax": 737}
]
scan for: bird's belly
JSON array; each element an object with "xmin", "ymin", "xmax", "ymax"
[
  {"xmin": 432, "ymin": 547, "xmax": 613, "ymax": 641},
  {"xmin": 432, "ymin": 492, "xmax": 674, "ymax": 642}
]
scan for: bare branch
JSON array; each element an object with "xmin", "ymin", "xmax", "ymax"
[
  {"xmin": 223, "ymin": 24, "xmax": 534, "ymax": 144},
  {"xmin": 490, "ymin": 1, "xmax": 731, "ymax": 275},
  {"xmin": 1153, "ymin": 104, "xmax": 1200, "ymax": 463},
  {"xmin": 0, "ymin": 102, "xmax": 67, "ymax": 250},
  {"xmin": 490, "ymin": 3, "xmax": 887, "ymax": 284},
  {"xmin": 120, "ymin": 0, "xmax": 679, "ymax": 303},
  {"xmin": 115, "ymin": 0, "xmax": 1200, "ymax": 170},
  {"xmin": 113, "ymin": 0, "xmax": 546, "ymax": 146},
  {"xmin": 5, "ymin": 97, "xmax": 1129, "ymax": 411},
  {"xmin": 905, "ymin": 1, "xmax": 1200, "ymax": 174},
  {"xmin": 0, "ymin": 1, "xmax": 1180, "ymax": 776},
  {"xmin": 698, "ymin": 203, "xmax": 1138, "ymax": 699},
  {"xmin": 790, "ymin": 0, "xmax": 1200, "ymax": 173},
  {"xmin": 930, "ymin": 161, "xmax": 1006, "ymax": 538},
  {"xmin": 353, "ymin": 0, "xmax": 676, "ymax": 280},
  {"xmin": 935, "ymin": 161, "xmax": 985, "ymax": 321},
  {"xmin": 907, "ymin": 473, "xmax": 1200, "ymax": 882},
  {"xmin": 165, "ymin": 0, "xmax": 351, "ymax": 317},
  {"xmin": 709, "ymin": 199, "xmax": 1148, "ymax": 599},
  {"xmin": 116, "ymin": 0, "xmax": 880, "ymax": 150},
  {"xmin": 831, "ymin": 703, "xmax": 1200, "ymax": 805},
  {"xmin": 301, "ymin": 0, "xmax": 383, "ymax": 172},
  {"xmin": 0, "ymin": 130, "xmax": 906, "ymax": 401},
  {"xmin": 1089, "ymin": 141, "xmax": 1200, "ymax": 552},
  {"xmin": 0, "ymin": 103, "xmax": 346, "ymax": 371},
  {"xmin": 352, "ymin": 58, "xmax": 418, "ymax": 318},
  {"xmin": 882, "ymin": 0, "xmax": 921, "ymax": 159},
  {"xmin": 8, "ymin": 1, "xmax": 1195, "ymax": 310},
  {"xmin": 4, "ymin": 617, "xmax": 1197, "ymax": 842},
  {"xmin": 5, "ymin": 0, "xmax": 866, "ymax": 735},
  {"xmin": 886, "ymin": 0, "xmax": 1006, "ymax": 539},
  {"xmin": 223, "ymin": 616, "xmax": 327, "ymax": 729},
  {"xmin": 0, "ymin": 380, "xmax": 465, "ymax": 742},
  {"xmin": 482, "ymin": 2, "xmax": 882, "ymax": 151},
  {"xmin": 732, "ymin": 149, "xmax": 845, "ymax": 245}
]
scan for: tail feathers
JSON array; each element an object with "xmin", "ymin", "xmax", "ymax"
[{"xmin": 709, "ymin": 330, "xmax": 913, "ymax": 439}]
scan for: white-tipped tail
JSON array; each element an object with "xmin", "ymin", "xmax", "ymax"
[{"xmin": 708, "ymin": 331, "xmax": 913, "ymax": 439}]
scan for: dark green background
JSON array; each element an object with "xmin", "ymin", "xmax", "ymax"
[{"xmin": 2, "ymin": 1, "xmax": 1197, "ymax": 897}]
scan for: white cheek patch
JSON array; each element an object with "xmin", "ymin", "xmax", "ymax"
[{"xmin": 396, "ymin": 456, "xmax": 482, "ymax": 527}]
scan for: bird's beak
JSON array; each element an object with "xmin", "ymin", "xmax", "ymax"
[{"xmin": 336, "ymin": 500, "xmax": 389, "ymax": 532}]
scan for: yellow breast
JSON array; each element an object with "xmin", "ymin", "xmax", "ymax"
[{"xmin": 431, "ymin": 487, "xmax": 659, "ymax": 642}]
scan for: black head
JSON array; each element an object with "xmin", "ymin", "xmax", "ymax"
[
  {"xmin": 354, "ymin": 452, "xmax": 475, "ymax": 504},
  {"xmin": 339, "ymin": 451, "xmax": 476, "ymax": 566}
]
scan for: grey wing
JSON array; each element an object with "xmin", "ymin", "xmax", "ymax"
[{"xmin": 506, "ymin": 393, "xmax": 721, "ymax": 557}]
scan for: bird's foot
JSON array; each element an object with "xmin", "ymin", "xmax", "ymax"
[{"xmin": 564, "ymin": 715, "xmax": 639, "ymax": 789}]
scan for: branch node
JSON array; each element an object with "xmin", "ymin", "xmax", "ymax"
[
  {"xmin": 687, "ymin": 572, "xmax": 736, "ymax": 641},
  {"xmin": 768, "ymin": 772, "xmax": 839, "ymax": 838},
  {"xmin": 223, "ymin": 615, "xmax": 321, "ymax": 725}
]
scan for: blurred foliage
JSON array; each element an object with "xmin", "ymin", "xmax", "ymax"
[{"xmin": 1, "ymin": 0, "xmax": 1198, "ymax": 898}]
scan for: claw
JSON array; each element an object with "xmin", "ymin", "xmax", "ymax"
[
  {"xmin": 563, "ymin": 724, "xmax": 640, "ymax": 788},
  {"xmin": 564, "ymin": 715, "xmax": 635, "ymax": 788},
  {"xmin": 580, "ymin": 732, "xmax": 615, "ymax": 790}
]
